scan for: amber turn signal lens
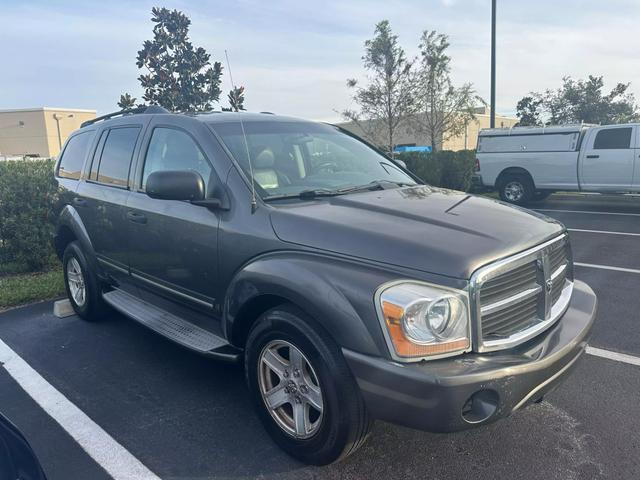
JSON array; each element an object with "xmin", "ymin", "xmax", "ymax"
[{"xmin": 382, "ymin": 301, "xmax": 469, "ymax": 357}]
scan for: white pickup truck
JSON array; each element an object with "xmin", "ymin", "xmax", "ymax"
[{"xmin": 474, "ymin": 123, "xmax": 640, "ymax": 204}]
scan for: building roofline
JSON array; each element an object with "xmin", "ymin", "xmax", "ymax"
[{"xmin": 0, "ymin": 107, "xmax": 97, "ymax": 114}]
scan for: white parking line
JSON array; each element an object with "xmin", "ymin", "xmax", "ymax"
[
  {"xmin": 568, "ymin": 228, "xmax": 640, "ymax": 237},
  {"xmin": 574, "ymin": 262, "xmax": 640, "ymax": 274},
  {"xmin": 535, "ymin": 208, "xmax": 640, "ymax": 217},
  {"xmin": 0, "ymin": 338, "xmax": 161, "ymax": 480},
  {"xmin": 586, "ymin": 346, "xmax": 640, "ymax": 367}
]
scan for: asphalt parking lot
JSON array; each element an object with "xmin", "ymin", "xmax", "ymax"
[{"xmin": 1, "ymin": 193, "xmax": 639, "ymax": 480}]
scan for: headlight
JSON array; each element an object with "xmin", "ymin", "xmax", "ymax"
[{"xmin": 376, "ymin": 281, "xmax": 471, "ymax": 360}]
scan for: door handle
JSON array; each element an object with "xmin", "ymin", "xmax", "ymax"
[
  {"xmin": 586, "ymin": 154, "xmax": 599, "ymax": 159},
  {"xmin": 127, "ymin": 211, "xmax": 147, "ymax": 224},
  {"xmin": 72, "ymin": 197, "xmax": 87, "ymax": 207}
]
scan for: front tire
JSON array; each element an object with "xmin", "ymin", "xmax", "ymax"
[
  {"xmin": 62, "ymin": 241, "xmax": 108, "ymax": 321},
  {"xmin": 498, "ymin": 174, "xmax": 534, "ymax": 205},
  {"xmin": 245, "ymin": 305, "xmax": 372, "ymax": 465}
]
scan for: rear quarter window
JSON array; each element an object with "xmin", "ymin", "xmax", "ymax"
[{"xmin": 57, "ymin": 131, "xmax": 94, "ymax": 180}]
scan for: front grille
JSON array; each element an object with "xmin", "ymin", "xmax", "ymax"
[{"xmin": 474, "ymin": 235, "xmax": 573, "ymax": 351}]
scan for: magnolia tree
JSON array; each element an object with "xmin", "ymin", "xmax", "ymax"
[{"xmin": 118, "ymin": 7, "xmax": 245, "ymax": 112}]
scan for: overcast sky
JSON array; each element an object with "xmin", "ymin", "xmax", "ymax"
[{"xmin": 2, "ymin": 0, "xmax": 639, "ymax": 121}]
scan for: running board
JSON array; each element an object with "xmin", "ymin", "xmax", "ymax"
[{"xmin": 102, "ymin": 289, "xmax": 241, "ymax": 362}]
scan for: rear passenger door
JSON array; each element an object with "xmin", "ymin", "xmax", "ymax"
[
  {"xmin": 580, "ymin": 126, "xmax": 635, "ymax": 190},
  {"xmin": 75, "ymin": 124, "xmax": 144, "ymax": 286}
]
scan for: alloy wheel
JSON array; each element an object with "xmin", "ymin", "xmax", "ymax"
[
  {"xmin": 66, "ymin": 257, "xmax": 86, "ymax": 307},
  {"xmin": 258, "ymin": 340, "xmax": 324, "ymax": 439}
]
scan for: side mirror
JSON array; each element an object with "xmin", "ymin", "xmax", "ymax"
[{"xmin": 146, "ymin": 170, "xmax": 205, "ymax": 201}]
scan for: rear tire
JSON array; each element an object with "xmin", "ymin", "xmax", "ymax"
[
  {"xmin": 245, "ymin": 304, "xmax": 372, "ymax": 465},
  {"xmin": 498, "ymin": 174, "xmax": 534, "ymax": 205},
  {"xmin": 62, "ymin": 241, "xmax": 109, "ymax": 321}
]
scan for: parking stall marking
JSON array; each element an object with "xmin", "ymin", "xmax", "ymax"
[
  {"xmin": 574, "ymin": 262, "xmax": 640, "ymax": 275},
  {"xmin": 0, "ymin": 338, "xmax": 161, "ymax": 480},
  {"xmin": 568, "ymin": 228, "xmax": 640, "ymax": 237},
  {"xmin": 535, "ymin": 209, "xmax": 640, "ymax": 217},
  {"xmin": 586, "ymin": 346, "xmax": 640, "ymax": 367}
]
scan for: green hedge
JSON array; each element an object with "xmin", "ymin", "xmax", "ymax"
[
  {"xmin": 399, "ymin": 149, "xmax": 476, "ymax": 192},
  {"xmin": 0, "ymin": 159, "xmax": 58, "ymax": 272}
]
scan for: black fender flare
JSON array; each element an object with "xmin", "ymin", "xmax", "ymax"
[
  {"xmin": 223, "ymin": 251, "xmax": 397, "ymax": 357},
  {"xmin": 55, "ymin": 205, "xmax": 102, "ymax": 278}
]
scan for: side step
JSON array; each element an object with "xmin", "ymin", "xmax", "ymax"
[{"xmin": 102, "ymin": 289, "xmax": 241, "ymax": 362}]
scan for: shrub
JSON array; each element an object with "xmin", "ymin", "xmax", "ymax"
[
  {"xmin": 0, "ymin": 159, "xmax": 58, "ymax": 272},
  {"xmin": 399, "ymin": 149, "xmax": 476, "ymax": 192}
]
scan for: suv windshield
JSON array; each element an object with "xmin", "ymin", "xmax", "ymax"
[{"xmin": 209, "ymin": 120, "xmax": 417, "ymax": 199}]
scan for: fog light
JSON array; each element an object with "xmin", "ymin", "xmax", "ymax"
[{"xmin": 461, "ymin": 390, "xmax": 499, "ymax": 424}]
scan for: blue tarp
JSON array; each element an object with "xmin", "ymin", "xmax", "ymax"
[{"xmin": 393, "ymin": 145, "xmax": 432, "ymax": 153}]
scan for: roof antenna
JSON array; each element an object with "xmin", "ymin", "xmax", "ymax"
[{"xmin": 225, "ymin": 49, "xmax": 257, "ymax": 213}]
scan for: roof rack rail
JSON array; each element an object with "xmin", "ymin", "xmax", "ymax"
[{"xmin": 81, "ymin": 105, "xmax": 170, "ymax": 128}]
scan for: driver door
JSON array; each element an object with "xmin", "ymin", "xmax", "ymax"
[{"xmin": 126, "ymin": 123, "xmax": 221, "ymax": 312}]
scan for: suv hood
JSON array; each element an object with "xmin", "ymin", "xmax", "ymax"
[{"xmin": 269, "ymin": 186, "xmax": 564, "ymax": 279}]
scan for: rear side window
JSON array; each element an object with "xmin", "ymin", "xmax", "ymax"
[
  {"xmin": 593, "ymin": 127, "xmax": 632, "ymax": 150},
  {"xmin": 141, "ymin": 127, "xmax": 212, "ymax": 191},
  {"xmin": 57, "ymin": 132, "xmax": 93, "ymax": 180},
  {"xmin": 94, "ymin": 127, "xmax": 141, "ymax": 187}
]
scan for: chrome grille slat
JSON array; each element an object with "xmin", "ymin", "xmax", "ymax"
[
  {"xmin": 482, "ymin": 296, "xmax": 538, "ymax": 327},
  {"xmin": 474, "ymin": 235, "xmax": 573, "ymax": 351},
  {"xmin": 483, "ymin": 302, "xmax": 538, "ymax": 334}
]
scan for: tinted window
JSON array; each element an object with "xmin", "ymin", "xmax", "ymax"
[
  {"xmin": 142, "ymin": 128, "xmax": 212, "ymax": 191},
  {"xmin": 57, "ymin": 132, "xmax": 93, "ymax": 180},
  {"xmin": 593, "ymin": 127, "xmax": 632, "ymax": 150},
  {"xmin": 95, "ymin": 127, "xmax": 140, "ymax": 187}
]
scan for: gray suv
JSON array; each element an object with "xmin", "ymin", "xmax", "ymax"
[{"xmin": 53, "ymin": 106, "xmax": 596, "ymax": 465}]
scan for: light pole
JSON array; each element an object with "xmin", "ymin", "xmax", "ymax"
[
  {"xmin": 490, "ymin": 0, "xmax": 496, "ymax": 128},
  {"xmin": 53, "ymin": 113, "xmax": 74, "ymax": 151}
]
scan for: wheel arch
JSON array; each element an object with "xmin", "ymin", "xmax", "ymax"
[
  {"xmin": 495, "ymin": 167, "xmax": 535, "ymax": 189},
  {"xmin": 223, "ymin": 252, "xmax": 386, "ymax": 357},
  {"xmin": 55, "ymin": 205, "xmax": 101, "ymax": 276}
]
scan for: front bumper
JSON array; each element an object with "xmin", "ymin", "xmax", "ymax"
[{"xmin": 343, "ymin": 279, "xmax": 596, "ymax": 432}]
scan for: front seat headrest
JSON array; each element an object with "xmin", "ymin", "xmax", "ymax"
[{"xmin": 254, "ymin": 148, "xmax": 275, "ymax": 169}]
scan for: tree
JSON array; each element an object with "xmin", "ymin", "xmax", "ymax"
[
  {"xmin": 120, "ymin": 7, "xmax": 223, "ymax": 112},
  {"xmin": 413, "ymin": 31, "xmax": 483, "ymax": 151},
  {"xmin": 117, "ymin": 93, "xmax": 138, "ymax": 110},
  {"xmin": 342, "ymin": 20, "xmax": 416, "ymax": 155},
  {"xmin": 224, "ymin": 86, "xmax": 246, "ymax": 112},
  {"xmin": 516, "ymin": 75, "xmax": 640, "ymax": 125},
  {"xmin": 515, "ymin": 95, "xmax": 543, "ymax": 126}
]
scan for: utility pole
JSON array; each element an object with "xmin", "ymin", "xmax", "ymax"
[{"xmin": 490, "ymin": 0, "xmax": 496, "ymax": 128}]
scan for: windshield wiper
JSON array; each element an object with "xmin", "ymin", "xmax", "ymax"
[
  {"xmin": 264, "ymin": 188, "xmax": 342, "ymax": 201},
  {"xmin": 337, "ymin": 180, "xmax": 416, "ymax": 194},
  {"xmin": 264, "ymin": 181, "xmax": 416, "ymax": 202}
]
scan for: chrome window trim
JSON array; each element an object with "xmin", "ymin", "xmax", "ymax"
[{"xmin": 470, "ymin": 234, "xmax": 572, "ymax": 353}]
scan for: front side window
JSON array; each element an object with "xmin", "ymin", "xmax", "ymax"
[
  {"xmin": 95, "ymin": 127, "xmax": 140, "ymax": 187},
  {"xmin": 593, "ymin": 127, "xmax": 632, "ymax": 150},
  {"xmin": 209, "ymin": 121, "xmax": 416, "ymax": 198},
  {"xmin": 142, "ymin": 128, "xmax": 212, "ymax": 192},
  {"xmin": 57, "ymin": 131, "xmax": 93, "ymax": 180}
]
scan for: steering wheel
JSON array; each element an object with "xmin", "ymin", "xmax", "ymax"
[{"xmin": 315, "ymin": 161, "xmax": 339, "ymax": 174}]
